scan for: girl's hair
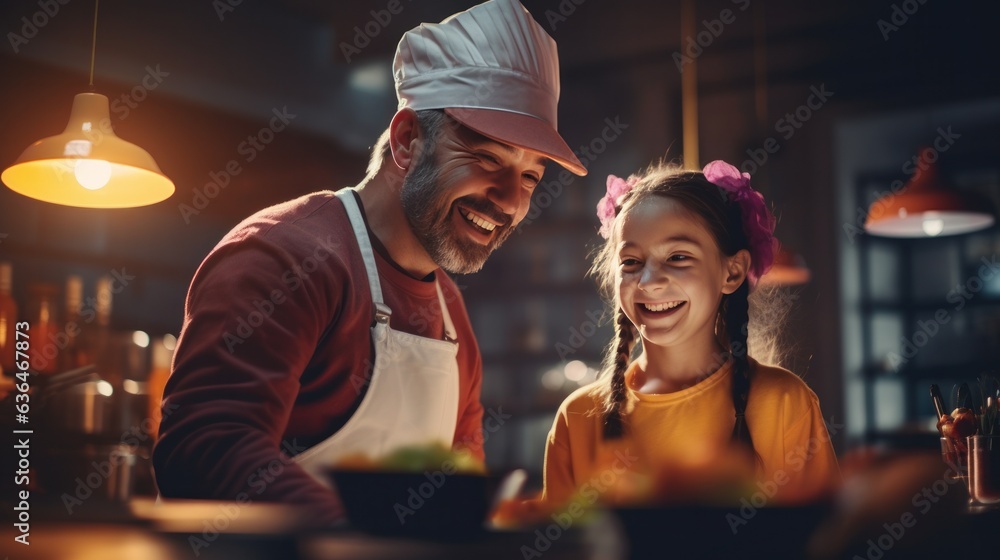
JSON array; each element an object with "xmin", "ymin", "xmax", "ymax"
[{"xmin": 591, "ymin": 162, "xmax": 774, "ymax": 456}]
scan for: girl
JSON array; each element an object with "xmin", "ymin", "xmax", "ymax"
[{"xmin": 541, "ymin": 160, "xmax": 840, "ymax": 507}]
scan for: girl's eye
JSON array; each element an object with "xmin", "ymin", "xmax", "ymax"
[
  {"xmin": 620, "ymin": 258, "xmax": 641, "ymax": 269},
  {"xmin": 669, "ymin": 254, "xmax": 691, "ymax": 263}
]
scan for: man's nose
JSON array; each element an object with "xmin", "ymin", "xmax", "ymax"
[{"xmin": 486, "ymin": 169, "xmax": 523, "ymax": 216}]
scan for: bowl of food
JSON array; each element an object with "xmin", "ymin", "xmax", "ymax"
[{"xmin": 327, "ymin": 443, "xmax": 497, "ymax": 537}]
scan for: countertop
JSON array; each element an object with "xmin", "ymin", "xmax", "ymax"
[{"xmin": 2, "ymin": 494, "xmax": 998, "ymax": 560}]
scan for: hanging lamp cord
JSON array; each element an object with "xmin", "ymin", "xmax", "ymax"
[{"xmin": 88, "ymin": 0, "xmax": 99, "ymax": 89}]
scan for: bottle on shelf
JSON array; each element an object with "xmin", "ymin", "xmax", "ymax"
[
  {"xmin": 0, "ymin": 262, "xmax": 17, "ymax": 376},
  {"xmin": 27, "ymin": 283, "xmax": 60, "ymax": 375},
  {"xmin": 147, "ymin": 334, "xmax": 176, "ymax": 440},
  {"xmin": 89, "ymin": 275, "xmax": 118, "ymax": 384},
  {"xmin": 63, "ymin": 275, "xmax": 86, "ymax": 371}
]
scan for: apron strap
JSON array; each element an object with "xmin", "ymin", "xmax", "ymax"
[
  {"xmin": 336, "ymin": 188, "xmax": 456, "ymax": 341},
  {"xmin": 336, "ymin": 189, "xmax": 391, "ymax": 324},
  {"xmin": 435, "ymin": 279, "xmax": 457, "ymax": 342}
]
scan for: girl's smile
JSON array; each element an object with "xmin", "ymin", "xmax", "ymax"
[
  {"xmin": 616, "ymin": 196, "xmax": 733, "ymax": 350},
  {"xmin": 638, "ymin": 300, "xmax": 687, "ymax": 314}
]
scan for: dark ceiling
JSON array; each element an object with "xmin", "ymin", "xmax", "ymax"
[
  {"xmin": 2, "ymin": 0, "xmax": 993, "ymax": 154},
  {"xmin": 0, "ymin": 0, "xmax": 994, "ymax": 231}
]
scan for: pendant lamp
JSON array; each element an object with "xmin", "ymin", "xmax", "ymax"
[
  {"xmin": 864, "ymin": 155, "xmax": 993, "ymax": 238},
  {"xmin": 759, "ymin": 243, "xmax": 811, "ymax": 287},
  {"xmin": 1, "ymin": 0, "xmax": 174, "ymax": 208}
]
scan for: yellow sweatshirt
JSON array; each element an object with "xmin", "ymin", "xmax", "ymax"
[{"xmin": 541, "ymin": 357, "xmax": 840, "ymax": 507}]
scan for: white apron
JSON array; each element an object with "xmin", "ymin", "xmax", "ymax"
[{"xmin": 294, "ymin": 189, "xmax": 461, "ymax": 485}]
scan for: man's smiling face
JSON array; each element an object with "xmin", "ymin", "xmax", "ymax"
[{"xmin": 400, "ymin": 118, "xmax": 549, "ymax": 274}]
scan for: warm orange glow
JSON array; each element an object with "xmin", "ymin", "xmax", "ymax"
[
  {"xmin": 3, "ymin": 159, "xmax": 174, "ymax": 208},
  {"xmin": 760, "ymin": 243, "xmax": 811, "ymax": 286},
  {"xmin": 1, "ymin": 92, "xmax": 174, "ymax": 208}
]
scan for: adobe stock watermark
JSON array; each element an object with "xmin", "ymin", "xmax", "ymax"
[
  {"xmin": 843, "ymin": 126, "xmax": 961, "ymax": 243},
  {"xmin": 520, "ymin": 448, "xmax": 639, "ymax": 559},
  {"xmin": 518, "ymin": 116, "xmax": 630, "ymax": 231},
  {"xmin": 554, "ymin": 309, "xmax": 604, "ymax": 361},
  {"xmin": 886, "ymin": 254, "xmax": 999, "ymax": 371},
  {"xmin": 543, "ymin": 0, "xmax": 591, "ymax": 32},
  {"xmin": 877, "ymin": 0, "xmax": 930, "ymax": 41},
  {"xmin": 7, "ymin": 0, "xmax": 72, "ymax": 54},
  {"xmin": 340, "ymin": 0, "xmax": 413, "ymax": 63},
  {"xmin": 673, "ymin": 0, "xmax": 751, "ymax": 73},
  {"xmin": 392, "ymin": 407, "xmax": 512, "ymax": 525},
  {"xmin": 49, "ymin": 64, "xmax": 170, "ymax": 182},
  {"xmin": 726, "ymin": 416, "xmax": 844, "ymax": 533},
  {"xmin": 212, "ymin": 0, "xmax": 244, "ymax": 22},
  {"xmin": 851, "ymin": 466, "xmax": 963, "ymax": 560},
  {"xmin": 61, "ymin": 402, "xmax": 180, "ymax": 514},
  {"xmin": 222, "ymin": 234, "xmax": 342, "ymax": 352},
  {"xmin": 738, "ymin": 84, "xmax": 834, "ymax": 176},
  {"xmin": 187, "ymin": 438, "xmax": 309, "ymax": 556},
  {"xmin": 110, "ymin": 64, "xmax": 170, "ymax": 120},
  {"xmin": 178, "ymin": 106, "xmax": 297, "ymax": 223},
  {"xmin": 348, "ymin": 282, "xmax": 468, "ymax": 395}
]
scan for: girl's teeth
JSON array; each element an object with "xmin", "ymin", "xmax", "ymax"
[
  {"xmin": 463, "ymin": 210, "xmax": 496, "ymax": 232},
  {"xmin": 644, "ymin": 301, "xmax": 683, "ymax": 312}
]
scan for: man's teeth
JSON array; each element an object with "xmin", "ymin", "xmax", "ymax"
[
  {"xmin": 644, "ymin": 301, "xmax": 683, "ymax": 312},
  {"xmin": 462, "ymin": 210, "xmax": 496, "ymax": 232}
]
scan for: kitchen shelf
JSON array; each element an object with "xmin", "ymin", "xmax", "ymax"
[
  {"xmin": 0, "ymin": 240, "xmax": 194, "ymax": 282},
  {"xmin": 862, "ymin": 362, "xmax": 999, "ymax": 380},
  {"xmin": 861, "ymin": 298, "xmax": 1000, "ymax": 312}
]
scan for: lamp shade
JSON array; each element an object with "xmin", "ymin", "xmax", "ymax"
[
  {"xmin": 2, "ymin": 92, "xmax": 174, "ymax": 208},
  {"xmin": 864, "ymin": 158, "xmax": 993, "ymax": 238},
  {"xmin": 759, "ymin": 243, "xmax": 811, "ymax": 287}
]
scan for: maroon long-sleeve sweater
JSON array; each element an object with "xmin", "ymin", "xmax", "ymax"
[{"xmin": 153, "ymin": 190, "xmax": 484, "ymax": 525}]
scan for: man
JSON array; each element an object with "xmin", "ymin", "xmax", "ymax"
[{"xmin": 153, "ymin": 0, "xmax": 585, "ymax": 524}]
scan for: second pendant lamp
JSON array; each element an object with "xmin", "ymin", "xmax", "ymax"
[{"xmin": 864, "ymin": 154, "xmax": 994, "ymax": 238}]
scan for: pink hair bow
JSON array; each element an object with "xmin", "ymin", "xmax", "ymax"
[
  {"xmin": 597, "ymin": 174, "xmax": 637, "ymax": 239},
  {"xmin": 702, "ymin": 160, "xmax": 777, "ymax": 285}
]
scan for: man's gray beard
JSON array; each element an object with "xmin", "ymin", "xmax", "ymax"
[{"xmin": 400, "ymin": 152, "xmax": 515, "ymax": 275}]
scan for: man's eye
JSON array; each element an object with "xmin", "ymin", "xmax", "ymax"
[
  {"xmin": 523, "ymin": 173, "xmax": 541, "ymax": 188},
  {"xmin": 478, "ymin": 153, "xmax": 501, "ymax": 165}
]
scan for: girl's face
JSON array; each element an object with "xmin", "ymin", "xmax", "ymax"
[{"xmin": 615, "ymin": 196, "xmax": 746, "ymax": 350}]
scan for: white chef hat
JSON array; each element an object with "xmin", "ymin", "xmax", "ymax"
[{"xmin": 393, "ymin": 0, "xmax": 586, "ymax": 176}]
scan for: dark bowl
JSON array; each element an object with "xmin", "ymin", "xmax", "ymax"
[{"xmin": 328, "ymin": 469, "xmax": 496, "ymax": 538}]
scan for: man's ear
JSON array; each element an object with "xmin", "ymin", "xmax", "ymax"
[
  {"xmin": 388, "ymin": 108, "xmax": 421, "ymax": 170},
  {"xmin": 722, "ymin": 249, "xmax": 751, "ymax": 295}
]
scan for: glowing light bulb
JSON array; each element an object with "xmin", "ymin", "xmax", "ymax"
[
  {"xmin": 541, "ymin": 367, "xmax": 564, "ymax": 390},
  {"xmin": 922, "ymin": 217, "xmax": 944, "ymax": 236},
  {"xmin": 564, "ymin": 360, "xmax": 588, "ymax": 382},
  {"xmin": 132, "ymin": 330, "xmax": 150, "ymax": 348},
  {"xmin": 96, "ymin": 380, "xmax": 114, "ymax": 397},
  {"xmin": 74, "ymin": 159, "xmax": 112, "ymax": 190}
]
